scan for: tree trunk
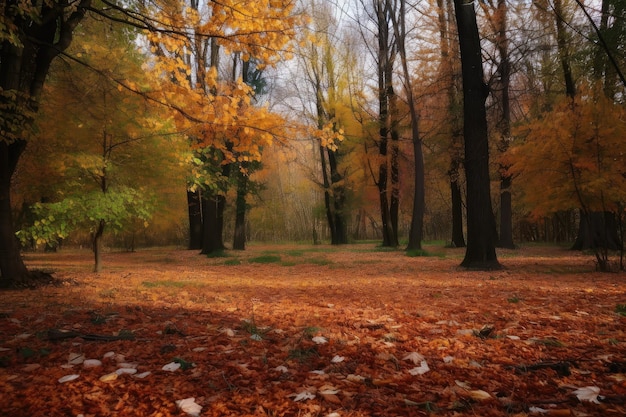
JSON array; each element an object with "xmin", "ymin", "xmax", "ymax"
[
  {"xmin": 0, "ymin": 1, "xmax": 89, "ymax": 287},
  {"xmin": 233, "ymin": 167, "xmax": 248, "ymax": 250},
  {"xmin": 376, "ymin": 0, "xmax": 396, "ymax": 247},
  {"xmin": 450, "ymin": 177, "xmax": 466, "ymax": 248},
  {"xmin": 0, "ymin": 141, "xmax": 30, "ymax": 287},
  {"xmin": 454, "ymin": 0, "xmax": 500, "ymax": 270},
  {"xmin": 187, "ymin": 189, "xmax": 203, "ymax": 250},
  {"xmin": 92, "ymin": 219, "xmax": 105, "ymax": 273},
  {"xmin": 572, "ymin": 211, "xmax": 621, "ymax": 251},
  {"xmin": 328, "ymin": 149, "xmax": 348, "ymax": 244},
  {"xmin": 201, "ymin": 193, "xmax": 226, "ymax": 255}
]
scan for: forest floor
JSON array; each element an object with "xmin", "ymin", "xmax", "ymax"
[{"xmin": 0, "ymin": 243, "xmax": 625, "ymax": 417}]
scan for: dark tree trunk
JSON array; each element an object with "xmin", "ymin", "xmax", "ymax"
[
  {"xmin": 201, "ymin": 193, "xmax": 227, "ymax": 254},
  {"xmin": 450, "ymin": 176, "xmax": 466, "ymax": 248},
  {"xmin": 187, "ymin": 189, "xmax": 203, "ymax": 250},
  {"xmin": 233, "ymin": 167, "xmax": 248, "ymax": 250},
  {"xmin": 454, "ymin": 0, "xmax": 500, "ymax": 269},
  {"xmin": 92, "ymin": 220, "xmax": 105, "ymax": 273},
  {"xmin": 328, "ymin": 149, "xmax": 348, "ymax": 244},
  {"xmin": 376, "ymin": 0, "xmax": 396, "ymax": 247},
  {"xmin": 0, "ymin": 141, "xmax": 30, "ymax": 287},
  {"xmin": 319, "ymin": 145, "xmax": 335, "ymax": 243},
  {"xmin": 0, "ymin": 0, "xmax": 89, "ymax": 287},
  {"xmin": 572, "ymin": 211, "xmax": 621, "ymax": 251}
]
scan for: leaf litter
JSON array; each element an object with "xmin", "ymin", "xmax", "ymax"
[{"xmin": 0, "ymin": 244, "xmax": 625, "ymax": 416}]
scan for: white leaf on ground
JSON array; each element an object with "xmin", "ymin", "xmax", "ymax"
[
  {"xmin": 176, "ymin": 397, "xmax": 202, "ymax": 417},
  {"xmin": 83, "ymin": 359, "xmax": 102, "ymax": 368},
  {"xmin": 273, "ymin": 365, "xmax": 289, "ymax": 373},
  {"xmin": 573, "ymin": 386, "xmax": 601, "ymax": 404},
  {"xmin": 68, "ymin": 353, "xmax": 85, "ymax": 365},
  {"xmin": 506, "ymin": 335, "xmax": 521, "ymax": 340},
  {"xmin": 443, "ymin": 356, "xmax": 454, "ymax": 363},
  {"xmin": 250, "ymin": 334, "xmax": 263, "ymax": 341},
  {"xmin": 309, "ymin": 370, "xmax": 325, "ymax": 374},
  {"xmin": 528, "ymin": 406, "xmax": 549, "ymax": 413},
  {"xmin": 103, "ymin": 351, "xmax": 115, "ymax": 359},
  {"xmin": 609, "ymin": 374, "xmax": 626, "ymax": 382},
  {"xmin": 133, "ymin": 371, "xmax": 151, "ymax": 378},
  {"xmin": 468, "ymin": 390, "xmax": 491, "ymax": 400},
  {"xmin": 292, "ymin": 391, "xmax": 316, "ymax": 402},
  {"xmin": 455, "ymin": 380, "xmax": 472, "ymax": 389},
  {"xmin": 331, "ymin": 355, "xmax": 345, "ymax": 363},
  {"xmin": 408, "ymin": 360, "xmax": 430, "ymax": 375},
  {"xmin": 346, "ymin": 374, "xmax": 365, "ymax": 382},
  {"xmin": 312, "ymin": 336, "xmax": 328, "ymax": 344},
  {"xmin": 403, "ymin": 352, "xmax": 425, "ymax": 365},
  {"xmin": 192, "ymin": 347, "xmax": 207, "ymax": 352},
  {"xmin": 117, "ymin": 362, "xmax": 138, "ymax": 369},
  {"xmin": 162, "ymin": 362, "xmax": 181, "ymax": 372},
  {"xmin": 116, "ymin": 368, "xmax": 138, "ymax": 375},
  {"xmin": 223, "ymin": 328, "xmax": 235, "ymax": 337},
  {"xmin": 326, "ymin": 413, "xmax": 341, "ymax": 417},
  {"xmin": 58, "ymin": 374, "xmax": 80, "ymax": 383}
]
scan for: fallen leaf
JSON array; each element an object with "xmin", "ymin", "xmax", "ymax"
[
  {"xmin": 331, "ymin": 355, "xmax": 345, "ymax": 363},
  {"xmin": 58, "ymin": 374, "xmax": 80, "ymax": 383},
  {"xmin": 99, "ymin": 372, "xmax": 118, "ymax": 382},
  {"xmin": 403, "ymin": 352, "xmax": 425, "ymax": 365},
  {"xmin": 572, "ymin": 386, "xmax": 601, "ymax": 404},
  {"xmin": 312, "ymin": 336, "xmax": 328, "ymax": 344},
  {"xmin": 176, "ymin": 397, "xmax": 202, "ymax": 417},
  {"xmin": 468, "ymin": 389, "xmax": 491, "ymax": 401},
  {"xmin": 408, "ymin": 360, "xmax": 430, "ymax": 375},
  {"xmin": 83, "ymin": 359, "xmax": 102, "ymax": 368},
  {"xmin": 162, "ymin": 362, "xmax": 181, "ymax": 372}
]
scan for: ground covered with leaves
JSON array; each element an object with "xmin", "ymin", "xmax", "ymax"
[{"xmin": 1, "ymin": 244, "xmax": 625, "ymax": 416}]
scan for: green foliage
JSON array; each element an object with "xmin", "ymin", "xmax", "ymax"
[
  {"xmin": 18, "ymin": 187, "xmax": 154, "ymax": 247},
  {"xmin": 615, "ymin": 304, "xmax": 626, "ymax": 316}
]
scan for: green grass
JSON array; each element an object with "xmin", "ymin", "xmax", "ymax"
[
  {"xmin": 249, "ymin": 255, "xmax": 282, "ymax": 264},
  {"xmin": 615, "ymin": 304, "xmax": 626, "ymax": 316}
]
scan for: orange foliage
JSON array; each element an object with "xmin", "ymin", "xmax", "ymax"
[{"xmin": 505, "ymin": 84, "xmax": 626, "ymax": 218}]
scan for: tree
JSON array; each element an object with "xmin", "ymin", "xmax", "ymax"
[
  {"xmin": 0, "ymin": 0, "xmax": 90, "ymax": 286},
  {"xmin": 507, "ymin": 84, "xmax": 626, "ymax": 270},
  {"xmin": 386, "ymin": 0, "xmax": 425, "ymax": 251},
  {"xmin": 479, "ymin": 0, "xmax": 515, "ymax": 249},
  {"xmin": 16, "ymin": 20, "xmax": 182, "ymax": 271},
  {"xmin": 454, "ymin": 0, "xmax": 500, "ymax": 269}
]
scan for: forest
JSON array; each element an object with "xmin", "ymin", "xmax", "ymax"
[
  {"xmin": 0, "ymin": 0, "xmax": 625, "ymax": 280},
  {"xmin": 0, "ymin": 0, "xmax": 625, "ymax": 416}
]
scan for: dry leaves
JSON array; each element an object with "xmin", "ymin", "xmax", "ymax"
[{"xmin": 0, "ymin": 244, "xmax": 625, "ymax": 416}]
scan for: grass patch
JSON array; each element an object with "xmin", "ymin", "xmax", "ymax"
[
  {"xmin": 223, "ymin": 258, "xmax": 241, "ymax": 266},
  {"xmin": 406, "ymin": 249, "xmax": 430, "ymax": 257},
  {"xmin": 249, "ymin": 255, "xmax": 282, "ymax": 264},
  {"xmin": 615, "ymin": 304, "xmax": 626, "ymax": 316},
  {"xmin": 507, "ymin": 295, "xmax": 521, "ymax": 303},
  {"xmin": 305, "ymin": 257, "xmax": 332, "ymax": 266}
]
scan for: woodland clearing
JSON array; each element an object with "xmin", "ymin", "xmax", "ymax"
[{"xmin": 0, "ymin": 243, "xmax": 625, "ymax": 417}]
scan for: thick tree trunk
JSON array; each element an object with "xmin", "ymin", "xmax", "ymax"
[
  {"xmin": 187, "ymin": 189, "xmax": 203, "ymax": 250},
  {"xmin": 201, "ymin": 193, "xmax": 227, "ymax": 255},
  {"xmin": 572, "ymin": 211, "xmax": 621, "ymax": 251},
  {"xmin": 454, "ymin": 0, "xmax": 500, "ymax": 269},
  {"xmin": 0, "ymin": 141, "xmax": 30, "ymax": 287}
]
